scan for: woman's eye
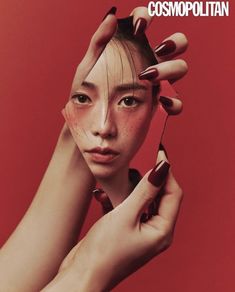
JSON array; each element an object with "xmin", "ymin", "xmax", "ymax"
[
  {"xmin": 118, "ymin": 97, "xmax": 140, "ymax": 108},
  {"xmin": 71, "ymin": 94, "xmax": 91, "ymax": 105}
]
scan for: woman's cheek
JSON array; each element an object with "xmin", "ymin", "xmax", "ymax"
[
  {"xmin": 119, "ymin": 112, "xmax": 151, "ymax": 151},
  {"xmin": 121, "ymin": 107, "xmax": 151, "ymax": 133}
]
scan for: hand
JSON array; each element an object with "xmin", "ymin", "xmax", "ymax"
[
  {"xmin": 0, "ymin": 10, "xmax": 118, "ymax": 292},
  {"xmin": 43, "ymin": 150, "xmax": 183, "ymax": 292},
  {"xmin": 131, "ymin": 7, "xmax": 188, "ymax": 115}
]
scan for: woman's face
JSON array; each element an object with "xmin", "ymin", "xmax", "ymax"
[{"xmin": 64, "ymin": 41, "xmax": 157, "ymax": 179}]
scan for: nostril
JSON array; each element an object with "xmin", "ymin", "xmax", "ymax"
[
  {"xmin": 92, "ymin": 118, "xmax": 117, "ymax": 139},
  {"xmin": 93, "ymin": 129, "xmax": 115, "ymax": 139},
  {"xmin": 100, "ymin": 132, "xmax": 113, "ymax": 139}
]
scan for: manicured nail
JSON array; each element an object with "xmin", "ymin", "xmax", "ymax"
[
  {"xmin": 138, "ymin": 68, "xmax": 159, "ymax": 80},
  {"xmin": 102, "ymin": 6, "xmax": 117, "ymax": 21},
  {"xmin": 93, "ymin": 188, "xmax": 105, "ymax": 202},
  {"xmin": 148, "ymin": 160, "xmax": 170, "ymax": 187},
  {"xmin": 159, "ymin": 96, "xmax": 173, "ymax": 107},
  {"xmin": 154, "ymin": 40, "xmax": 176, "ymax": 57},
  {"xmin": 159, "ymin": 143, "xmax": 169, "ymax": 159},
  {"xmin": 134, "ymin": 18, "xmax": 147, "ymax": 35},
  {"xmin": 93, "ymin": 189, "xmax": 113, "ymax": 213}
]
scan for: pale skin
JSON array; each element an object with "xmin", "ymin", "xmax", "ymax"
[
  {"xmin": 42, "ymin": 151, "xmax": 183, "ymax": 292},
  {"xmin": 0, "ymin": 7, "xmax": 188, "ymax": 292},
  {"xmin": 63, "ymin": 39, "xmax": 156, "ymax": 207}
]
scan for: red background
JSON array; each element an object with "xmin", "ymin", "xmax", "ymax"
[{"xmin": 0, "ymin": 1, "xmax": 234, "ymax": 291}]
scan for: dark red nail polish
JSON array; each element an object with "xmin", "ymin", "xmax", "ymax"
[
  {"xmin": 134, "ymin": 18, "xmax": 147, "ymax": 35},
  {"xmin": 102, "ymin": 6, "xmax": 117, "ymax": 21},
  {"xmin": 93, "ymin": 188, "xmax": 113, "ymax": 214},
  {"xmin": 154, "ymin": 40, "xmax": 176, "ymax": 57},
  {"xmin": 138, "ymin": 68, "xmax": 159, "ymax": 80},
  {"xmin": 159, "ymin": 96, "xmax": 173, "ymax": 107},
  {"xmin": 148, "ymin": 161, "xmax": 170, "ymax": 187},
  {"xmin": 93, "ymin": 188, "xmax": 105, "ymax": 202}
]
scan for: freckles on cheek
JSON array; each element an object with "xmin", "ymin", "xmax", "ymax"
[{"xmin": 119, "ymin": 112, "xmax": 150, "ymax": 137}]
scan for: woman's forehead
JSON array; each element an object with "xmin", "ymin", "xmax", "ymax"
[{"xmin": 83, "ymin": 41, "xmax": 146, "ymax": 92}]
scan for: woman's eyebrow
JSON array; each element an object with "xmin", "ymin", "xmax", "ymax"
[
  {"xmin": 80, "ymin": 81, "xmax": 97, "ymax": 90},
  {"xmin": 115, "ymin": 83, "xmax": 148, "ymax": 92}
]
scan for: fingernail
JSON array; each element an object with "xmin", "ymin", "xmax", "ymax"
[
  {"xmin": 134, "ymin": 18, "xmax": 147, "ymax": 36},
  {"xmin": 93, "ymin": 189, "xmax": 113, "ymax": 214},
  {"xmin": 138, "ymin": 68, "xmax": 159, "ymax": 80},
  {"xmin": 93, "ymin": 188, "xmax": 105, "ymax": 202},
  {"xmin": 148, "ymin": 160, "xmax": 170, "ymax": 187},
  {"xmin": 159, "ymin": 143, "xmax": 169, "ymax": 159},
  {"xmin": 102, "ymin": 6, "xmax": 117, "ymax": 21},
  {"xmin": 159, "ymin": 96, "xmax": 173, "ymax": 107},
  {"xmin": 154, "ymin": 40, "xmax": 176, "ymax": 57}
]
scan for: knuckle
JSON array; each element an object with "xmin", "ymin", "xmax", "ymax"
[
  {"xmin": 162, "ymin": 236, "xmax": 173, "ymax": 250},
  {"xmin": 155, "ymin": 233, "xmax": 173, "ymax": 254},
  {"xmin": 143, "ymin": 192, "xmax": 155, "ymax": 206},
  {"xmin": 176, "ymin": 185, "xmax": 184, "ymax": 201}
]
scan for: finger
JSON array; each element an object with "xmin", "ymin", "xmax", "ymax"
[
  {"xmin": 122, "ymin": 160, "xmax": 170, "ymax": 222},
  {"xmin": 71, "ymin": 12, "xmax": 117, "ymax": 92},
  {"xmin": 159, "ymin": 143, "xmax": 168, "ymax": 159},
  {"xmin": 151, "ymin": 170, "xmax": 183, "ymax": 231},
  {"xmin": 130, "ymin": 6, "xmax": 153, "ymax": 35},
  {"xmin": 159, "ymin": 96, "xmax": 183, "ymax": 115},
  {"xmin": 138, "ymin": 59, "xmax": 188, "ymax": 84},
  {"xmin": 152, "ymin": 149, "xmax": 183, "ymax": 224},
  {"xmin": 154, "ymin": 32, "xmax": 188, "ymax": 62},
  {"xmin": 147, "ymin": 147, "xmax": 169, "ymax": 218},
  {"xmin": 150, "ymin": 149, "xmax": 169, "ymax": 217},
  {"xmin": 156, "ymin": 146, "xmax": 168, "ymax": 164},
  {"xmin": 93, "ymin": 189, "xmax": 114, "ymax": 214}
]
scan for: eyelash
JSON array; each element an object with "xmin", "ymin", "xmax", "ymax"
[
  {"xmin": 71, "ymin": 94, "xmax": 141, "ymax": 108},
  {"xmin": 118, "ymin": 97, "xmax": 141, "ymax": 108},
  {"xmin": 71, "ymin": 94, "xmax": 92, "ymax": 105}
]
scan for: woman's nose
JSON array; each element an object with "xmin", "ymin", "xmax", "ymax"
[{"xmin": 92, "ymin": 110, "xmax": 117, "ymax": 139}]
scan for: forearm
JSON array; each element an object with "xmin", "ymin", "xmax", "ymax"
[
  {"xmin": 0, "ymin": 127, "xmax": 95, "ymax": 291},
  {"xmin": 41, "ymin": 262, "xmax": 105, "ymax": 292}
]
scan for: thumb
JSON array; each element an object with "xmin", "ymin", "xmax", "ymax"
[{"xmin": 122, "ymin": 160, "xmax": 170, "ymax": 222}]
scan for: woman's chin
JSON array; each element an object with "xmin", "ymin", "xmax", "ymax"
[{"xmin": 88, "ymin": 163, "xmax": 119, "ymax": 180}]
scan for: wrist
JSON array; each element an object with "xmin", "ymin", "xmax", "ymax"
[{"xmin": 42, "ymin": 265, "xmax": 105, "ymax": 292}]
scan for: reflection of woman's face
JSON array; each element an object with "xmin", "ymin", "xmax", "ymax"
[{"xmin": 65, "ymin": 41, "xmax": 156, "ymax": 179}]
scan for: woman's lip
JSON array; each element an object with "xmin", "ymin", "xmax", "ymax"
[
  {"xmin": 86, "ymin": 152, "xmax": 119, "ymax": 164},
  {"xmin": 86, "ymin": 147, "xmax": 119, "ymax": 155}
]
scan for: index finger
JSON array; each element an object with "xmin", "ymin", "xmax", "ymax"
[{"xmin": 71, "ymin": 13, "xmax": 117, "ymax": 93}]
